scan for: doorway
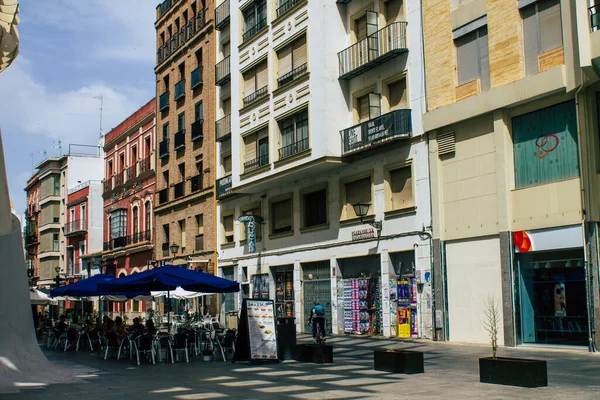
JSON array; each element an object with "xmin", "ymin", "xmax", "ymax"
[{"xmin": 301, "ymin": 261, "xmax": 332, "ymax": 334}]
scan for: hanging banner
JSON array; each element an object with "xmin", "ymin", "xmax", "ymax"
[{"xmin": 238, "ymin": 214, "xmax": 264, "ymax": 254}]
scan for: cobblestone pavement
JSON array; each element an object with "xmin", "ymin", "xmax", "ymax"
[{"xmin": 3, "ymin": 334, "xmax": 600, "ymax": 399}]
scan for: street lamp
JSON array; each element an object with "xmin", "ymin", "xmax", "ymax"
[
  {"xmin": 54, "ymin": 266, "xmax": 61, "ymax": 288},
  {"xmin": 170, "ymin": 243, "xmax": 180, "ymax": 259},
  {"xmin": 352, "ymin": 202, "xmax": 382, "ymax": 236}
]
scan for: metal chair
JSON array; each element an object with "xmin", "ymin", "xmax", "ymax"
[
  {"xmin": 172, "ymin": 333, "xmax": 189, "ymax": 363},
  {"xmin": 104, "ymin": 332, "xmax": 123, "ymax": 360},
  {"xmin": 133, "ymin": 333, "xmax": 156, "ymax": 365},
  {"xmin": 155, "ymin": 333, "xmax": 174, "ymax": 363}
]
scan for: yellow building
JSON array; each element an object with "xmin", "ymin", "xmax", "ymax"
[{"xmin": 423, "ymin": 0, "xmax": 600, "ymax": 351}]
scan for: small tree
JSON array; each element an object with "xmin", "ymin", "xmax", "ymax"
[{"xmin": 483, "ymin": 296, "xmax": 501, "ymax": 359}]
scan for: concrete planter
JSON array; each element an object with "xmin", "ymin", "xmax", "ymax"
[
  {"xmin": 479, "ymin": 357, "xmax": 548, "ymax": 388},
  {"xmin": 295, "ymin": 344, "xmax": 333, "ymax": 363},
  {"xmin": 374, "ymin": 349, "xmax": 424, "ymax": 374}
]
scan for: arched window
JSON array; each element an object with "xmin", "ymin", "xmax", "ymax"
[
  {"xmin": 133, "ymin": 206, "xmax": 139, "ymax": 236},
  {"xmin": 145, "ymin": 201, "xmax": 152, "ymax": 235}
]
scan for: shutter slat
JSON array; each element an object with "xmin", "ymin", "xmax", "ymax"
[
  {"xmin": 390, "ymin": 166, "xmax": 413, "ymax": 209},
  {"xmin": 437, "ymin": 132, "xmax": 456, "ymax": 156},
  {"xmin": 278, "ymin": 45, "xmax": 292, "ymax": 76},
  {"xmin": 244, "ymin": 133, "xmax": 257, "ymax": 162},
  {"xmin": 292, "ymin": 35, "xmax": 307, "ymax": 69}
]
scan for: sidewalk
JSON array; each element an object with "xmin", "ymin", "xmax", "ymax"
[{"xmin": 4, "ymin": 334, "xmax": 600, "ymax": 399}]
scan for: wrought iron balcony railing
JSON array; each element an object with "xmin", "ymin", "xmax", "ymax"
[
  {"xmin": 159, "ymin": 139, "xmax": 170, "ymax": 158},
  {"xmin": 174, "ymin": 80, "xmax": 185, "ymax": 101},
  {"xmin": 191, "ymin": 119, "xmax": 203, "ymax": 141},
  {"xmin": 215, "ymin": 0, "xmax": 230, "ymax": 30},
  {"xmin": 104, "ymin": 179, "xmax": 113, "ymax": 192},
  {"xmin": 191, "ymin": 66, "xmax": 203, "ymax": 89},
  {"xmin": 159, "ymin": 91, "xmax": 170, "ymax": 111},
  {"xmin": 174, "ymin": 130, "xmax": 186, "ymax": 150},
  {"xmin": 157, "ymin": 10, "xmax": 207, "ymax": 64},
  {"xmin": 242, "ymin": 18, "xmax": 267, "ymax": 42},
  {"xmin": 126, "ymin": 164, "xmax": 136, "ymax": 181},
  {"xmin": 216, "ymin": 56, "xmax": 231, "ymax": 85},
  {"xmin": 277, "ymin": 63, "xmax": 308, "ymax": 87},
  {"xmin": 216, "ymin": 114, "xmax": 231, "ymax": 142},
  {"xmin": 243, "ymin": 86, "xmax": 268, "ymax": 107},
  {"xmin": 278, "ymin": 137, "xmax": 309, "ymax": 160},
  {"xmin": 174, "ymin": 181, "xmax": 185, "ymax": 199},
  {"xmin": 244, "ymin": 154, "xmax": 269, "ymax": 173},
  {"xmin": 341, "ymin": 108, "xmax": 412, "ymax": 155},
  {"xmin": 276, "ymin": 0, "xmax": 303, "ymax": 18},
  {"xmin": 104, "ymin": 230, "xmax": 152, "ymax": 251},
  {"xmin": 216, "ymin": 175, "xmax": 232, "ymax": 199},
  {"xmin": 65, "ymin": 219, "xmax": 87, "ymax": 236},
  {"xmin": 139, "ymin": 156, "xmax": 152, "ymax": 174},
  {"xmin": 158, "ymin": 188, "xmax": 169, "ymax": 205},
  {"xmin": 338, "ymin": 22, "xmax": 408, "ymax": 80},
  {"xmin": 191, "ymin": 174, "xmax": 203, "ymax": 192},
  {"xmin": 114, "ymin": 170, "xmax": 124, "ymax": 187}
]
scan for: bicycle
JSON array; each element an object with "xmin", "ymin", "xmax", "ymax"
[{"xmin": 309, "ymin": 317, "xmax": 326, "ymax": 346}]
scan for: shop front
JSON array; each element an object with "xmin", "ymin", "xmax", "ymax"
[
  {"xmin": 301, "ymin": 261, "xmax": 332, "ymax": 335},
  {"xmin": 391, "ymin": 251, "xmax": 420, "ymax": 338},
  {"xmin": 514, "ymin": 225, "xmax": 589, "ymax": 346},
  {"xmin": 272, "ymin": 265, "xmax": 294, "ymax": 318}
]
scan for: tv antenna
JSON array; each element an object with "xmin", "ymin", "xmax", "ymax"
[{"xmin": 94, "ymin": 95, "xmax": 104, "ymax": 138}]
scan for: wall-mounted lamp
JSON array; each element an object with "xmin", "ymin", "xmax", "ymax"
[{"xmin": 352, "ymin": 202, "xmax": 382, "ymax": 236}]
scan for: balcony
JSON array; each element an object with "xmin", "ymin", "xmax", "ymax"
[
  {"xmin": 279, "ymin": 137, "xmax": 309, "ymax": 160},
  {"xmin": 338, "ymin": 22, "xmax": 408, "ymax": 80},
  {"xmin": 104, "ymin": 179, "xmax": 113, "ymax": 192},
  {"xmin": 174, "ymin": 181, "xmax": 185, "ymax": 199},
  {"xmin": 191, "ymin": 119, "xmax": 203, "ymax": 141},
  {"xmin": 191, "ymin": 66, "xmax": 203, "ymax": 89},
  {"xmin": 341, "ymin": 108, "xmax": 412, "ymax": 156},
  {"xmin": 174, "ymin": 130, "xmax": 186, "ymax": 151},
  {"xmin": 132, "ymin": 230, "xmax": 152, "ymax": 244},
  {"xmin": 195, "ymin": 234, "xmax": 204, "ymax": 252},
  {"xmin": 158, "ymin": 188, "xmax": 169, "ymax": 205},
  {"xmin": 592, "ymin": 5, "xmax": 600, "ymax": 31},
  {"xmin": 25, "ymin": 233, "xmax": 38, "ymax": 246},
  {"xmin": 139, "ymin": 156, "xmax": 152, "ymax": 174},
  {"xmin": 159, "ymin": 91, "xmax": 170, "ymax": 111},
  {"xmin": 216, "ymin": 175, "xmax": 232, "ymax": 199},
  {"xmin": 191, "ymin": 174, "xmax": 203, "ymax": 192},
  {"xmin": 159, "ymin": 139, "xmax": 170, "ymax": 158},
  {"xmin": 126, "ymin": 164, "xmax": 136, "ymax": 181},
  {"xmin": 277, "ymin": 63, "xmax": 308, "ymax": 87},
  {"xmin": 65, "ymin": 219, "xmax": 87, "ymax": 236},
  {"xmin": 242, "ymin": 18, "xmax": 267, "ymax": 43},
  {"xmin": 216, "ymin": 56, "xmax": 231, "ymax": 85},
  {"xmin": 216, "ymin": 114, "xmax": 231, "ymax": 142},
  {"xmin": 158, "ymin": 0, "xmax": 172, "ymax": 17},
  {"xmin": 277, "ymin": 0, "xmax": 303, "ymax": 18},
  {"xmin": 243, "ymin": 86, "xmax": 268, "ymax": 107},
  {"xmin": 215, "ymin": 0, "xmax": 230, "ymax": 30},
  {"xmin": 114, "ymin": 170, "xmax": 124, "ymax": 187},
  {"xmin": 104, "ymin": 231, "xmax": 151, "ymax": 251},
  {"xmin": 157, "ymin": 10, "xmax": 207, "ymax": 64},
  {"xmin": 174, "ymin": 80, "xmax": 185, "ymax": 101},
  {"xmin": 244, "ymin": 154, "xmax": 269, "ymax": 173}
]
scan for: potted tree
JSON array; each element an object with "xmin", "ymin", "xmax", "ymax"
[{"xmin": 479, "ymin": 297, "xmax": 548, "ymax": 387}]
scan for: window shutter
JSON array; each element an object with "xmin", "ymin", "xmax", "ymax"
[
  {"xmin": 197, "ymin": 214, "xmax": 204, "ymax": 235},
  {"xmin": 223, "ymin": 41, "xmax": 231, "ymax": 57},
  {"xmin": 223, "ymin": 98, "xmax": 231, "ymax": 115},
  {"xmin": 385, "ymin": 0, "xmax": 403, "ymax": 24},
  {"xmin": 223, "ymin": 215, "xmax": 233, "ymax": 241},
  {"xmin": 292, "ymin": 35, "xmax": 307, "ymax": 68},
  {"xmin": 369, "ymin": 93, "xmax": 381, "ymax": 119},
  {"xmin": 223, "ymin": 155, "xmax": 232, "ymax": 173},
  {"xmin": 390, "ymin": 167, "xmax": 413, "ymax": 209},
  {"xmin": 539, "ymin": 0, "xmax": 563, "ymax": 53},
  {"xmin": 345, "ymin": 177, "xmax": 371, "ymax": 218},
  {"xmin": 437, "ymin": 131, "xmax": 456, "ymax": 156},
  {"xmin": 358, "ymin": 94, "xmax": 370, "ymax": 122},
  {"xmin": 478, "ymin": 27, "xmax": 490, "ymax": 91},
  {"xmin": 180, "ymin": 220, "xmax": 186, "ymax": 249},
  {"xmin": 273, "ymin": 199, "xmax": 292, "ymax": 231},
  {"xmin": 244, "ymin": 133, "xmax": 258, "ymax": 162},
  {"xmin": 388, "ymin": 79, "xmax": 407, "ymax": 110},
  {"xmin": 278, "ymin": 44, "xmax": 292, "ymax": 76},
  {"xmin": 522, "ymin": 4, "xmax": 539, "ymax": 76},
  {"xmin": 244, "ymin": 70, "xmax": 256, "ymax": 97},
  {"xmin": 456, "ymin": 31, "xmax": 479, "ymax": 85},
  {"xmin": 355, "ymin": 15, "xmax": 367, "ymax": 40},
  {"xmin": 256, "ymin": 61, "xmax": 268, "ymax": 90}
]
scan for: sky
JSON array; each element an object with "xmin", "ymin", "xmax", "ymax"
[{"xmin": 0, "ymin": 0, "xmax": 157, "ymax": 215}]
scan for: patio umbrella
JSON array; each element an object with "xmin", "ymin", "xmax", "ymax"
[
  {"xmin": 30, "ymin": 287, "xmax": 57, "ymax": 305},
  {"xmin": 50, "ymin": 274, "xmax": 150, "ymax": 298}
]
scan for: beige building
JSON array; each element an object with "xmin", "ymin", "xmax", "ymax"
[
  {"xmin": 154, "ymin": 0, "xmax": 217, "ymax": 274},
  {"xmin": 424, "ymin": 0, "xmax": 600, "ymax": 350}
]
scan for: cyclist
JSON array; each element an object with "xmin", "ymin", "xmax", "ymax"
[{"xmin": 308, "ymin": 300, "xmax": 326, "ymax": 342}]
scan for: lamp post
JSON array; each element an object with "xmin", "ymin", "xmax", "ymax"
[
  {"xmin": 53, "ymin": 266, "xmax": 61, "ymax": 288},
  {"xmin": 169, "ymin": 243, "xmax": 180, "ymax": 260},
  {"xmin": 352, "ymin": 202, "xmax": 382, "ymax": 236}
]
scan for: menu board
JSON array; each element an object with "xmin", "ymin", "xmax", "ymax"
[{"xmin": 246, "ymin": 299, "xmax": 278, "ymax": 361}]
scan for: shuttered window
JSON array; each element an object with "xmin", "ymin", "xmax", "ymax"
[
  {"xmin": 357, "ymin": 94, "xmax": 370, "ymax": 122},
  {"xmin": 388, "ymin": 78, "xmax": 407, "ymax": 110},
  {"xmin": 256, "ymin": 61, "xmax": 268, "ymax": 89},
  {"xmin": 223, "ymin": 154, "xmax": 232, "ymax": 174},
  {"xmin": 244, "ymin": 133, "xmax": 258, "ymax": 162},
  {"xmin": 223, "ymin": 97, "xmax": 231, "ymax": 115},
  {"xmin": 292, "ymin": 35, "xmax": 307, "ymax": 68},
  {"xmin": 522, "ymin": 0, "xmax": 563, "ymax": 76},
  {"xmin": 243, "ymin": 61, "xmax": 268, "ymax": 97},
  {"xmin": 389, "ymin": 166, "xmax": 414, "ymax": 210},
  {"xmin": 223, "ymin": 214, "xmax": 234, "ymax": 243},
  {"xmin": 179, "ymin": 219, "xmax": 186, "ymax": 249},
  {"xmin": 196, "ymin": 214, "xmax": 203, "ymax": 235},
  {"xmin": 455, "ymin": 26, "xmax": 489, "ymax": 91},
  {"xmin": 512, "ymin": 100, "xmax": 579, "ymax": 188},
  {"xmin": 278, "ymin": 45, "xmax": 292, "ymax": 76},
  {"xmin": 355, "ymin": 15, "xmax": 368, "ymax": 40},
  {"xmin": 345, "ymin": 177, "xmax": 371, "ymax": 218},
  {"xmin": 222, "ymin": 41, "xmax": 230, "ymax": 57},
  {"xmin": 271, "ymin": 198, "xmax": 292, "ymax": 234}
]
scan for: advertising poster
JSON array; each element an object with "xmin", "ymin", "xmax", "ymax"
[{"xmin": 246, "ymin": 299, "xmax": 278, "ymax": 361}]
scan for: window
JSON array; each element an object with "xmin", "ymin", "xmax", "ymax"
[
  {"xmin": 222, "ymin": 41, "xmax": 231, "ymax": 58},
  {"xmin": 178, "ymin": 163, "xmax": 185, "ymax": 180},
  {"xmin": 455, "ymin": 26, "xmax": 489, "ymax": 91},
  {"xmin": 179, "ymin": 219, "xmax": 186, "ymax": 252},
  {"xmin": 303, "ymin": 188, "xmax": 327, "ymax": 228},
  {"xmin": 70, "ymin": 208, "xmax": 75, "ymax": 224},
  {"xmin": 107, "ymin": 161, "xmax": 113, "ymax": 178},
  {"xmin": 385, "ymin": 0, "xmax": 403, "ymax": 24},
  {"xmin": 279, "ymin": 109, "xmax": 309, "ymax": 159},
  {"xmin": 132, "ymin": 206, "xmax": 139, "ymax": 235},
  {"xmin": 240, "ymin": 205, "xmax": 262, "ymax": 241},
  {"xmin": 163, "ymin": 122, "xmax": 170, "ymax": 139},
  {"xmin": 242, "ymin": 0, "xmax": 267, "ymax": 41},
  {"xmin": 357, "ymin": 92, "xmax": 381, "ymax": 123},
  {"xmin": 53, "ymin": 174, "xmax": 60, "ymax": 195},
  {"xmin": 522, "ymin": 0, "xmax": 563, "ymax": 76},
  {"xmin": 277, "ymin": 35, "xmax": 308, "ymax": 86},
  {"xmin": 145, "ymin": 201, "xmax": 151, "ymax": 233},
  {"xmin": 271, "ymin": 197, "xmax": 292, "ymax": 234},
  {"xmin": 110, "ymin": 210, "xmax": 127, "ymax": 239},
  {"xmin": 131, "ymin": 145, "xmax": 138, "ymax": 165},
  {"xmin": 344, "ymin": 177, "xmax": 372, "ymax": 219},
  {"xmin": 222, "ymin": 267, "xmax": 236, "ymax": 311},
  {"xmin": 243, "ymin": 61, "xmax": 268, "ymax": 103},
  {"xmin": 222, "ymin": 139, "xmax": 232, "ymax": 175},
  {"xmin": 52, "ymin": 233, "xmax": 59, "ymax": 251},
  {"xmin": 387, "ymin": 166, "xmax": 414, "ymax": 210},
  {"xmin": 196, "ymin": 214, "xmax": 204, "ymax": 251},
  {"xmin": 162, "ymin": 224, "xmax": 170, "ymax": 256},
  {"xmin": 387, "ymin": 78, "xmax": 407, "ymax": 111},
  {"xmin": 223, "ymin": 214, "xmax": 234, "ymax": 244},
  {"xmin": 513, "ymin": 100, "xmax": 579, "ymax": 189},
  {"xmin": 195, "ymin": 101, "xmax": 203, "ymax": 122},
  {"xmin": 178, "ymin": 112, "xmax": 185, "ymax": 132},
  {"xmin": 163, "ymin": 170, "xmax": 169, "ymax": 188},
  {"xmin": 79, "ymin": 241, "xmax": 85, "ymax": 259},
  {"xmin": 243, "ymin": 129, "xmax": 269, "ymax": 172}
]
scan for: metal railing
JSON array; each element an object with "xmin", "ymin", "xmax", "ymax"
[
  {"xmin": 104, "ymin": 230, "xmax": 152, "ymax": 251},
  {"xmin": 159, "ymin": 139, "xmax": 170, "ymax": 158},
  {"xmin": 159, "ymin": 0, "xmax": 173, "ymax": 17},
  {"xmin": 338, "ymin": 22, "xmax": 408, "ymax": 80},
  {"xmin": 126, "ymin": 164, "xmax": 136, "ymax": 181},
  {"xmin": 114, "ymin": 170, "xmax": 124, "ymax": 187},
  {"xmin": 68, "ymin": 180, "xmax": 91, "ymax": 194},
  {"xmin": 279, "ymin": 137, "xmax": 309, "ymax": 160},
  {"xmin": 216, "ymin": 175, "xmax": 232, "ymax": 199},
  {"xmin": 159, "ymin": 91, "xmax": 170, "ymax": 111},
  {"xmin": 216, "ymin": 114, "xmax": 231, "ymax": 141},
  {"xmin": 276, "ymin": 0, "xmax": 303, "ymax": 17},
  {"xmin": 174, "ymin": 181, "xmax": 185, "ymax": 199},
  {"xmin": 158, "ymin": 188, "xmax": 169, "ymax": 205},
  {"xmin": 191, "ymin": 66, "xmax": 203, "ymax": 89},
  {"xmin": 216, "ymin": 56, "xmax": 231, "ymax": 85},
  {"xmin": 242, "ymin": 18, "xmax": 267, "ymax": 42},
  {"xmin": 25, "ymin": 233, "xmax": 38, "ymax": 246},
  {"xmin": 157, "ymin": 10, "xmax": 207, "ymax": 64},
  {"xmin": 139, "ymin": 156, "xmax": 151, "ymax": 174},
  {"xmin": 104, "ymin": 179, "xmax": 113, "ymax": 192},
  {"xmin": 215, "ymin": 0, "xmax": 230, "ymax": 30},
  {"xmin": 191, "ymin": 174, "xmax": 203, "ymax": 192},
  {"xmin": 65, "ymin": 219, "xmax": 87, "ymax": 235},
  {"xmin": 591, "ymin": 5, "xmax": 600, "ymax": 31},
  {"xmin": 174, "ymin": 80, "xmax": 185, "ymax": 100},
  {"xmin": 341, "ymin": 108, "xmax": 412, "ymax": 155},
  {"xmin": 174, "ymin": 130, "xmax": 186, "ymax": 150},
  {"xmin": 277, "ymin": 63, "xmax": 308, "ymax": 87},
  {"xmin": 243, "ymin": 86, "xmax": 268, "ymax": 107},
  {"xmin": 244, "ymin": 154, "xmax": 269, "ymax": 173},
  {"xmin": 191, "ymin": 119, "xmax": 203, "ymax": 141}
]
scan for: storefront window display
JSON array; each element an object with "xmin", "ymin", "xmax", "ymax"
[
  {"xmin": 251, "ymin": 273, "xmax": 269, "ymax": 300},
  {"xmin": 274, "ymin": 266, "xmax": 294, "ymax": 317}
]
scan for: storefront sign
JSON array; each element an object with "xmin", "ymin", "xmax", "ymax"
[
  {"xmin": 513, "ymin": 225, "xmax": 583, "ymax": 253},
  {"xmin": 246, "ymin": 299, "xmax": 278, "ymax": 361},
  {"xmin": 238, "ymin": 214, "xmax": 263, "ymax": 254},
  {"xmin": 352, "ymin": 228, "xmax": 376, "ymax": 241},
  {"xmin": 216, "ymin": 175, "xmax": 232, "ymax": 199},
  {"xmin": 341, "ymin": 109, "xmax": 412, "ymax": 154}
]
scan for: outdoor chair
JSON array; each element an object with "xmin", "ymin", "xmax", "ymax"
[
  {"xmin": 104, "ymin": 332, "xmax": 124, "ymax": 360},
  {"xmin": 133, "ymin": 333, "xmax": 156, "ymax": 365},
  {"xmin": 155, "ymin": 333, "xmax": 174, "ymax": 363},
  {"xmin": 220, "ymin": 329, "xmax": 237, "ymax": 361},
  {"xmin": 172, "ymin": 333, "xmax": 189, "ymax": 363},
  {"xmin": 52, "ymin": 329, "xmax": 67, "ymax": 351}
]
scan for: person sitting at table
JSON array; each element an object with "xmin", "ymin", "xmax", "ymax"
[
  {"xmin": 69, "ymin": 316, "xmax": 83, "ymax": 331},
  {"xmin": 131, "ymin": 317, "xmax": 145, "ymax": 333},
  {"xmin": 102, "ymin": 316, "xmax": 114, "ymax": 335},
  {"xmin": 113, "ymin": 316, "xmax": 126, "ymax": 335},
  {"xmin": 145, "ymin": 319, "xmax": 157, "ymax": 335},
  {"xmin": 56, "ymin": 315, "xmax": 68, "ymax": 333}
]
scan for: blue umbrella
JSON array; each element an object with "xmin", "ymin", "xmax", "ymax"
[{"xmin": 50, "ymin": 274, "xmax": 150, "ymax": 298}]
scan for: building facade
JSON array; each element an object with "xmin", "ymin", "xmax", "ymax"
[
  {"xmin": 154, "ymin": 0, "xmax": 217, "ymax": 275},
  {"xmin": 102, "ymin": 99, "xmax": 156, "ymax": 315},
  {"xmin": 24, "ymin": 172, "xmax": 41, "ymax": 286},
  {"xmin": 214, "ymin": 0, "xmax": 432, "ymax": 338},
  {"xmin": 423, "ymin": 0, "xmax": 600, "ymax": 350}
]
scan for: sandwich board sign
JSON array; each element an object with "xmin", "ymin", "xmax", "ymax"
[{"xmin": 233, "ymin": 298, "xmax": 279, "ymax": 363}]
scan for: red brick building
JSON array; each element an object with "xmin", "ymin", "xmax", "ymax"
[
  {"xmin": 102, "ymin": 99, "xmax": 156, "ymax": 315},
  {"xmin": 24, "ymin": 172, "xmax": 41, "ymax": 285}
]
